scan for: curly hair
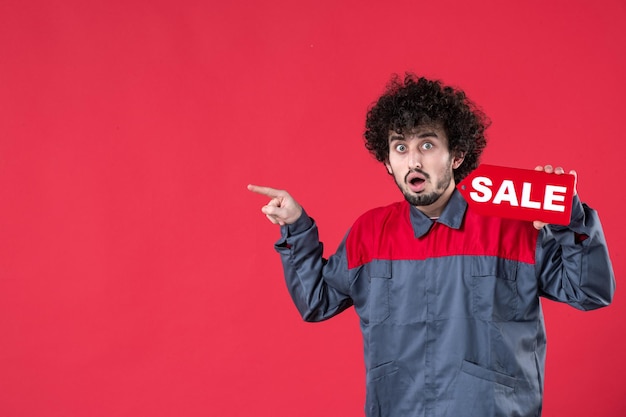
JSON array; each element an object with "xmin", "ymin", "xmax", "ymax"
[{"xmin": 364, "ymin": 73, "xmax": 490, "ymax": 183}]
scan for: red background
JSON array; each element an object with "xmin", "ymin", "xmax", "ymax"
[{"xmin": 1, "ymin": 1, "xmax": 624, "ymax": 416}]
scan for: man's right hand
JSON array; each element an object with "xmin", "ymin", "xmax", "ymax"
[{"xmin": 247, "ymin": 184, "xmax": 303, "ymax": 226}]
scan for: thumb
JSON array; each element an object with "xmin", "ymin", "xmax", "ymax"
[{"xmin": 569, "ymin": 170, "xmax": 578, "ymax": 196}]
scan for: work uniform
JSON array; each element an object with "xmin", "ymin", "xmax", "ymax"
[{"xmin": 274, "ymin": 190, "xmax": 615, "ymax": 417}]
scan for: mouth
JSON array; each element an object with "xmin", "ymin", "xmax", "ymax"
[{"xmin": 406, "ymin": 171, "xmax": 427, "ymax": 193}]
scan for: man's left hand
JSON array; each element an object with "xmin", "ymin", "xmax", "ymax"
[{"xmin": 532, "ymin": 165, "xmax": 578, "ymax": 230}]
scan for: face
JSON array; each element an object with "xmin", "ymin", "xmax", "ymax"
[{"xmin": 385, "ymin": 124, "xmax": 464, "ymax": 217}]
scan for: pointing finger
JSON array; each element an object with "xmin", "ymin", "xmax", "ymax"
[{"xmin": 247, "ymin": 184, "xmax": 285, "ymax": 198}]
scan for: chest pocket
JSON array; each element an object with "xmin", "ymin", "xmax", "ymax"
[
  {"xmin": 368, "ymin": 260, "xmax": 391, "ymax": 324},
  {"xmin": 472, "ymin": 257, "xmax": 519, "ymax": 322}
]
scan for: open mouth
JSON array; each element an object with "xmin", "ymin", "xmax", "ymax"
[{"xmin": 406, "ymin": 171, "xmax": 427, "ymax": 192}]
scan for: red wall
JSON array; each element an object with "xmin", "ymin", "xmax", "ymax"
[{"xmin": 1, "ymin": 0, "xmax": 624, "ymax": 416}]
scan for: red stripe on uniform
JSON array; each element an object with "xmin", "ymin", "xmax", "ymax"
[{"xmin": 346, "ymin": 201, "xmax": 539, "ymax": 269}]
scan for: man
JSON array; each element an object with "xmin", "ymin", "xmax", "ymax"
[{"xmin": 248, "ymin": 74, "xmax": 615, "ymax": 417}]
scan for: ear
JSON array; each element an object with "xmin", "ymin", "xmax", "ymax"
[
  {"xmin": 384, "ymin": 160, "xmax": 393, "ymax": 175},
  {"xmin": 452, "ymin": 152, "xmax": 465, "ymax": 170}
]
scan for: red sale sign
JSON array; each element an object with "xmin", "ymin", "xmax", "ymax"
[{"xmin": 457, "ymin": 164, "xmax": 576, "ymax": 225}]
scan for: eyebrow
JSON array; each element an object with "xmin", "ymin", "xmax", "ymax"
[{"xmin": 389, "ymin": 131, "xmax": 440, "ymax": 142}]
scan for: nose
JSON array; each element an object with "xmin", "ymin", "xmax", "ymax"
[{"xmin": 408, "ymin": 148, "xmax": 422, "ymax": 170}]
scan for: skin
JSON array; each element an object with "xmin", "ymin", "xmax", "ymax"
[
  {"xmin": 248, "ymin": 126, "xmax": 578, "ymax": 230},
  {"xmin": 246, "ymin": 184, "xmax": 303, "ymax": 227},
  {"xmin": 384, "ymin": 124, "xmax": 464, "ymax": 219},
  {"xmin": 533, "ymin": 165, "xmax": 578, "ymax": 230}
]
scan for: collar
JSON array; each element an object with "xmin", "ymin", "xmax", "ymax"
[{"xmin": 408, "ymin": 189, "xmax": 468, "ymax": 238}]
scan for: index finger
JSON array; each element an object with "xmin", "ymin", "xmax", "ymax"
[{"xmin": 247, "ymin": 184, "xmax": 284, "ymax": 198}]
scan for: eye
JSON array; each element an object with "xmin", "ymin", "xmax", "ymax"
[
  {"xmin": 395, "ymin": 144, "xmax": 407, "ymax": 152},
  {"xmin": 422, "ymin": 142, "xmax": 433, "ymax": 151}
]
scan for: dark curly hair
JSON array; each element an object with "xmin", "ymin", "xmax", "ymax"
[{"xmin": 364, "ymin": 73, "xmax": 490, "ymax": 183}]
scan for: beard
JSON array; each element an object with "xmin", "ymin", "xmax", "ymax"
[{"xmin": 397, "ymin": 162, "xmax": 454, "ymax": 207}]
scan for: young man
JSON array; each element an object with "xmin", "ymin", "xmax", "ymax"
[{"xmin": 248, "ymin": 74, "xmax": 615, "ymax": 417}]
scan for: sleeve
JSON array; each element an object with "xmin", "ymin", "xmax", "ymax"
[
  {"xmin": 274, "ymin": 209, "xmax": 354, "ymax": 322},
  {"xmin": 536, "ymin": 195, "xmax": 616, "ymax": 310}
]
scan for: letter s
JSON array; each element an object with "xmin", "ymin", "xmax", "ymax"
[{"xmin": 470, "ymin": 177, "xmax": 493, "ymax": 203}]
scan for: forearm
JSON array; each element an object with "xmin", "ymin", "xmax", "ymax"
[
  {"xmin": 537, "ymin": 196, "xmax": 615, "ymax": 310},
  {"xmin": 275, "ymin": 211, "xmax": 353, "ymax": 322}
]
